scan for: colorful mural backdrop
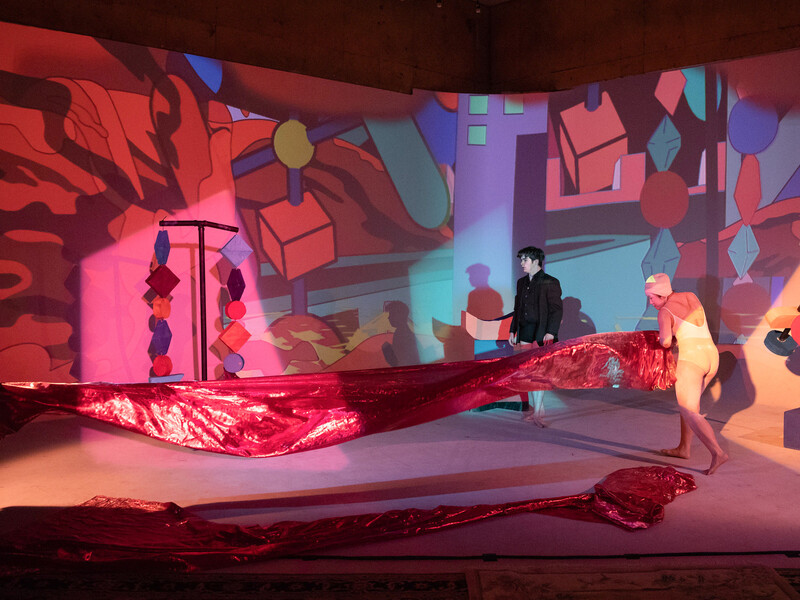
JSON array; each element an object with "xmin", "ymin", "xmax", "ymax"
[{"xmin": 1, "ymin": 21, "xmax": 798, "ymax": 386}]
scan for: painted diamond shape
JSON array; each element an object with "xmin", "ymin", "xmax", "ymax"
[
  {"xmin": 220, "ymin": 234, "xmax": 253, "ymax": 267},
  {"xmin": 655, "ymin": 70, "xmax": 687, "ymax": 115},
  {"xmin": 641, "ymin": 228, "xmax": 681, "ymax": 281},
  {"xmin": 647, "ymin": 115, "xmax": 681, "ymax": 172},
  {"xmin": 727, "ymin": 223, "xmax": 760, "ymax": 279}
]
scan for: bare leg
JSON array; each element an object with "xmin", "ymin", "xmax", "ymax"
[
  {"xmin": 674, "ymin": 362, "xmax": 728, "ymax": 474},
  {"xmin": 660, "ymin": 415, "xmax": 692, "ymax": 458},
  {"xmin": 523, "ymin": 390, "xmax": 546, "ymax": 427}
]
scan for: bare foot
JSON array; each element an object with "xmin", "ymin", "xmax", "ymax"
[
  {"xmin": 659, "ymin": 447, "xmax": 690, "ymax": 459},
  {"xmin": 706, "ymin": 451, "xmax": 729, "ymax": 475},
  {"xmin": 522, "ymin": 413, "xmax": 547, "ymax": 428}
]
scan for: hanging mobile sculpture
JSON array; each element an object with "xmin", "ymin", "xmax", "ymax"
[
  {"xmin": 218, "ymin": 234, "xmax": 253, "ymax": 376},
  {"xmin": 145, "ymin": 229, "xmax": 183, "ymax": 382}
]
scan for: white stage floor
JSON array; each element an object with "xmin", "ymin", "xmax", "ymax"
[{"xmin": 1, "ymin": 385, "xmax": 798, "ymax": 573}]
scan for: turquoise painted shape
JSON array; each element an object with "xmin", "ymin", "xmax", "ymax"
[
  {"xmin": 681, "ymin": 67, "xmax": 722, "ymax": 122},
  {"xmin": 364, "ymin": 117, "xmax": 451, "ymax": 229},
  {"xmin": 468, "ymin": 125, "xmax": 487, "ymax": 145},
  {"xmin": 641, "ymin": 228, "xmax": 680, "ymax": 281},
  {"xmin": 337, "ymin": 126, "xmax": 369, "ymax": 147},
  {"xmin": 647, "ymin": 115, "xmax": 681, "ymax": 171},
  {"xmin": 469, "ymin": 95, "xmax": 489, "ymax": 115},
  {"xmin": 727, "ymin": 223, "xmax": 760, "ymax": 278},
  {"xmin": 554, "ymin": 238, "xmax": 651, "ymax": 335}
]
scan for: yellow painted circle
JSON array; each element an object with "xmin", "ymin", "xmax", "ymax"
[{"xmin": 273, "ymin": 119, "xmax": 314, "ymax": 169}]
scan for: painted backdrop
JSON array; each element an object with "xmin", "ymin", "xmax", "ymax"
[{"xmin": 1, "ymin": 22, "xmax": 798, "ymax": 403}]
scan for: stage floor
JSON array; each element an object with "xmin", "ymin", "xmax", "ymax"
[{"xmin": 1, "ymin": 386, "xmax": 798, "ymax": 574}]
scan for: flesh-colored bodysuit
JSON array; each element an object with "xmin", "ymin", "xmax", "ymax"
[{"xmin": 663, "ymin": 306, "xmax": 719, "ymax": 376}]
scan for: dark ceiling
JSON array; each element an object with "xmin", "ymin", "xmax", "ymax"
[{"xmin": 1, "ymin": 0, "xmax": 799, "ymax": 93}]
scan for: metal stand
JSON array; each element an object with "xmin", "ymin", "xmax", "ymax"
[{"xmin": 159, "ymin": 219, "xmax": 239, "ymax": 381}]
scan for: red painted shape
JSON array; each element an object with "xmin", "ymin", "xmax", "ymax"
[
  {"xmin": 655, "ymin": 70, "xmax": 687, "ymax": 115},
  {"xmin": 558, "ymin": 92, "xmax": 628, "ymax": 193},
  {"xmin": 546, "ymin": 153, "xmax": 646, "ymax": 211},
  {"xmin": 734, "ymin": 154, "xmax": 762, "ymax": 225},
  {"xmin": 258, "ymin": 192, "xmax": 335, "ymax": 281},
  {"xmin": 639, "ymin": 170, "xmax": 690, "ymax": 229},
  {"xmin": 434, "ymin": 92, "xmax": 459, "ymax": 112},
  {"xmin": 720, "ymin": 282, "xmax": 772, "ymax": 337}
]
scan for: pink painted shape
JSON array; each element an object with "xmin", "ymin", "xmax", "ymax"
[
  {"xmin": 559, "ymin": 125, "xmax": 578, "ymax": 189},
  {"xmin": 734, "ymin": 154, "xmax": 762, "ymax": 225},
  {"xmin": 546, "ymin": 153, "xmax": 645, "ymax": 211},
  {"xmin": 655, "ymin": 70, "xmax": 687, "ymax": 115},
  {"xmin": 577, "ymin": 137, "xmax": 628, "ymax": 194},
  {"xmin": 462, "ymin": 311, "xmax": 511, "ymax": 341},
  {"xmin": 558, "ymin": 92, "xmax": 628, "ymax": 193},
  {"xmin": 560, "ymin": 92, "xmax": 626, "ymax": 155}
]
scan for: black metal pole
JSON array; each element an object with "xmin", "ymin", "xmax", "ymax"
[
  {"xmin": 198, "ymin": 223, "xmax": 207, "ymax": 380},
  {"xmin": 159, "ymin": 219, "xmax": 239, "ymax": 381}
]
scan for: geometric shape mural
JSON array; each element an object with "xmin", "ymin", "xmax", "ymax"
[
  {"xmin": 727, "ymin": 224, "xmax": 760, "ymax": 279},
  {"xmin": 559, "ymin": 91, "xmax": 628, "ymax": 193},
  {"xmin": 641, "ymin": 228, "xmax": 681, "ymax": 281},
  {"xmin": 647, "ymin": 115, "xmax": 681, "ymax": 171}
]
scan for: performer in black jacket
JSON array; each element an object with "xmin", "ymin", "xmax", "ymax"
[{"xmin": 509, "ymin": 246, "xmax": 563, "ymax": 426}]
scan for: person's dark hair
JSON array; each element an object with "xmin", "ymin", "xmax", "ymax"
[{"xmin": 517, "ymin": 246, "xmax": 545, "ymax": 266}]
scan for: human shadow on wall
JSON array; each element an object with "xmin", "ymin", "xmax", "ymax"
[
  {"xmin": 382, "ymin": 301, "xmax": 421, "ymax": 367},
  {"xmin": 558, "ymin": 296, "xmax": 596, "ymax": 341},
  {"xmin": 465, "ymin": 264, "xmax": 504, "ymax": 321},
  {"xmin": 434, "ymin": 263, "xmax": 506, "ymax": 363}
]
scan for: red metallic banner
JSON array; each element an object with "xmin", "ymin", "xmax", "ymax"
[{"xmin": 0, "ymin": 331, "xmax": 675, "ymax": 458}]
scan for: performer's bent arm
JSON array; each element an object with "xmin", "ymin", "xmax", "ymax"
[{"xmin": 656, "ymin": 309, "xmax": 674, "ymax": 348}]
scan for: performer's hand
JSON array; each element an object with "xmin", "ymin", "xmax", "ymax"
[
  {"xmin": 542, "ymin": 333, "xmax": 555, "ymax": 345},
  {"xmin": 508, "ymin": 332, "xmax": 517, "ymax": 345}
]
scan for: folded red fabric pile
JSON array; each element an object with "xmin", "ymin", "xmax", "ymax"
[{"xmin": 0, "ymin": 466, "xmax": 695, "ymax": 572}]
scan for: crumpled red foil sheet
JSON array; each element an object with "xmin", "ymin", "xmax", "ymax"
[
  {"xmin": 0, "ymin": 466, "xmax": 694, "ymax": 572},
  {"xmin": 0, "ymin": 331, "xmax": 675, "ymax": 457}
]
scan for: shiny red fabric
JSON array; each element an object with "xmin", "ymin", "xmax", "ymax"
[
  {"xmin": 0, "ymin": 331, "xmax": 675, "ymax": 457},
  {"xmin": 0, "ymin": 466, "xmax": 695, "ymax": 572}
]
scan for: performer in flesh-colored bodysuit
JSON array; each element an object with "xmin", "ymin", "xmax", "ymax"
[{"xmin": 645, "ymin": 273, "xmax": 729, "ymax": 475}]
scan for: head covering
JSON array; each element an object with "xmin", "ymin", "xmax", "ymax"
[{"xmin": 645, "ymin": 273, "xmax": 673, "ymax": 297}]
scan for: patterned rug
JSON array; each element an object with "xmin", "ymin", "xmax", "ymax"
[
  {"xmin": 1, "ymin": 567, "xmax": 797, "ymax": 599},
  {"xmin": 0, "ymin": 572, "xmax": 469, "ymax": 600},
  {"xmin": 471, "ymin": 567, "xmax": 800, "ymax": 599}
]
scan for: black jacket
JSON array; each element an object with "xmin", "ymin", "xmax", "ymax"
[{"xmin": 510, "ymin": 271, "xmax": 563, "ymax": 344}]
